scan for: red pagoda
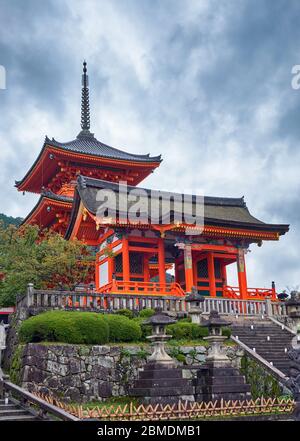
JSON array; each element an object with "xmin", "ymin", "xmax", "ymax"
[
  {"xmin": 17, "ymin": 63, "xmax": 289, "ymax": 301},
  {"xmin": 16, "ymin": 62, "xmax": 161, "ymax": 235}
]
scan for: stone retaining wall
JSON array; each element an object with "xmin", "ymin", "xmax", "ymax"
[{"xmin": 19, "ymin": 343, "xmax": 243, "ymax": 402}]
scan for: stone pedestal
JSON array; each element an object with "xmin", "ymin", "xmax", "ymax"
[
  {"xmin": 129, "ymin": 362, "xmax": 194, "ymax": 405},
  {"xmin": 194, "ymin": 365, "xmax": 251, "ymax": 402},
  {"xmin": 194, "ymin": 310, "xmax": 251, "ymax": 402},
  {"xmin": 129, "ymin": 307, "xmax": 194, "ymax": 404}
]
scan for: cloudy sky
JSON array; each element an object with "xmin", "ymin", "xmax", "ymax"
[{"xmin": 0, "ymin": 0, "xmax": 299, "ymax": 291}]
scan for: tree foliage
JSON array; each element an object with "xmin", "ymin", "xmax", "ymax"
[
  {"xmin": 0, "ymin": 213, "xmax": 23, "ymax": 227},
  {"xmin": 0, "ymin": 222, "xmax": 93, "ymax": 306}
]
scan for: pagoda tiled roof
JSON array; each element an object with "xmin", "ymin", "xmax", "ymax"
[
  {"xmin": 21, "ymin": 190, "xmax": 73, "ymax": 226},
  {"xmin": 46, "ymin": 132, "xmax": 162, "ymax": 163},
  {"xmin": 41, "ymin": 189, "xmax": 73, "ymax": 203},
  {"xmin": 65, "ymin": 175, "xmax": 289, "ymax": 238},
  {"xmin": 15, "ymin": 132, "xmax": 162, "ymax": 192}
]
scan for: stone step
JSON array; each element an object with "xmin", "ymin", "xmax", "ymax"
[
  {"xmin": 0, "ymin": 414, "xmax": 38, "ymax": 421},
  {"xmin": 134, "ymin": 378, "xmax": 189, "ymax": 388},
  {"xmin": 234, "ymin": 334, "xmax": 292, "ymax": 338},
  {"xmin": 0, "ymin": 409, "xmax": 33, "ymax": 417},
  {"xmin": 0, "ymin": 404, "xmax": 17, "ymax": 409},
  {"xmin": 236, "ymin": 341, "xmax": 292, "ymax": 345},
  {"xmin": 232, "ymin": 320, "xmax": 292, "ymax": 377},
  {"xmin": 235, "ymin": 334, "xmax": 291, "ymax": 337}
]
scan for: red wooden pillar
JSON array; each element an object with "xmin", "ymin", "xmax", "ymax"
[
  {"xmin": 95, "ymin": 258, "xmax": 99, "ymax": 291},
  {"xmin": 208, "ymin": 252, "xmax": 216, "ymax": 297},
  {"xmin": 122, "ymin": 236, "xmax": 130, "ymax": 290},
  {"xmin": 143, "ymin": 255, "xmax": 150, "ymax": 283},
  {"xmin": 221, "ymin": 262, "xmax": 227, "ymax": 284},
  {"xmin": 237, "ymin": 248, "xmax": 248, "ymax": 299},
  {"xmin": 158, "ymin": 238, "xmax": 166, "ymax": 287},
  {"xmin": 184, "ymin": 244, "xmax": 193, "ymax": 293},
  {"xmin": 174, "ymin": 257, "xmax": 179, "ymax": 284},
  {"xmin": 221, "ymin": 261, "xmax": 227, "ymax": 296}
]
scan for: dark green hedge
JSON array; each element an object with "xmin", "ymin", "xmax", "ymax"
[
  {"xmin": 138, "ymin": 308, "xmax": 155, "ymax": 318},
  {"xmin": 19, "ymin": 310, "xmax": 231, "ymax": 345},
  {"xmin": 116, "ymin": 308, "xmax": 134, "ymax": 319},
  {"xmin": 221, "ymin": 327, "xmax": 231, "ymax": 338},
  {"xmin": 19, "ymin": 311, "xmax": 141, "ymax": 344},
  {"xmin": 166, "ymin": 322, "xmax": 209, "ymax": 340},
  {"xmin": 102, "ymin": 314, "xmax": 142, "ymax": 342}
]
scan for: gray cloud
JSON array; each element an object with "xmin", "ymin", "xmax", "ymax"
[{"xmin": 0, "ymin": 0, "xmax": 299, "ymax": 290}]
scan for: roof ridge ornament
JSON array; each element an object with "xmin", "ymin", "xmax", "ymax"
[{"xmin": 78, "ymin": 61, "xmax": 93, "ymax": 138}]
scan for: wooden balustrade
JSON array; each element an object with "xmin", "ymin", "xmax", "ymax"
[
  {"xmin": 223, "ymin": 286, "xmax": 276, "ymax": 300},
  {"xmin": 99, "ymin": 280, "xmax": 185, "ymax": 297}
]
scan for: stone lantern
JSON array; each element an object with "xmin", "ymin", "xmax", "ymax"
[
  {"xmin": 129, "ymin": 307, "xmax": 194, "ymax": 404},
  {"xmin": 144, "ymin": 307, "xmax": 176, "ymax": 366},
  {"xmin": 185, "ymin": 287, "xmax": 205, "ymax": 325},
  {"xmin": 285, "ymin": 291, "xmax": 300, "ymax": 334},
  {"xmin": 194, "ymin": 310, "xmax": 251, "ymax": 402},
  {"xmin": 201, "ymin": 310, "xmax": 232, "ymax": 366}
]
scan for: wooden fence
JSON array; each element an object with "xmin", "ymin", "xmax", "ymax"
[{"xmin": 33, "ymin": 393, "xmax": 295, "ymax": 421}]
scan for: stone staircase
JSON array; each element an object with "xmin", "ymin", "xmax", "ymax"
[
  {"xmin": 231, "ymin": 319, "xmax": 293, "ymax": 376},
  {"xmin": 0, "ymin": 398, "xmax": 38, "ymax": 421}
]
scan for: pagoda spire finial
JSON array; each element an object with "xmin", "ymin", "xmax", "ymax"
[{"xmin": 80, "ymin": 60, "xmax": 91, "ymax": 134}]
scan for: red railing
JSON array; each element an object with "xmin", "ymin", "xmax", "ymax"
[
  {"xmin": 96, "ymin": 281, "xmax": 276, "ymax": 300},
  {"xmin": 223, "ymin": 286, "xmax": 276, "ymax": 300},
  {"xmin": 98, "ymin": 280, "xmax": 185, "ymax": 297}
]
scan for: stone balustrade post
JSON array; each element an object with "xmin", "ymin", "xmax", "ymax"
[
  {"xmin": 265, "ymin": 298, "xmax": 273, "ymax": 317},
  {"xmin": 27, "ymin": 283, "xmax": 34, "ymax": 308}
]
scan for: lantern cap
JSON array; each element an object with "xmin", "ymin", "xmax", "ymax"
[
  {"xmin": 143, "ymin": 307, "xmax": 177, "ymax": 326},
  {"xmin": 202, "ymin": 310, "xmax": 231, "ymax": 328}
]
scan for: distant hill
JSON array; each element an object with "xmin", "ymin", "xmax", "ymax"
[{"xmin": 0, "ymin": 213, "xmax": 23, "ymax": 227}]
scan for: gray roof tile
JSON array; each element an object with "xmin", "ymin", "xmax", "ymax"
[{"xmin": 46, "ymin": 132, "xmax": 162, "ymax": 163}]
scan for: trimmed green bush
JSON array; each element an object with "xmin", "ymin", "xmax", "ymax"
[
  {"xmin": 102, "ymin": 314, "xmax": 142, "ymax": 342},
  {"xmin": 116, "ymin": 308, "xmax": 134, "ymax": 319},
  {"xmin": 178, "ymin": 316, "xmax": 192, "ymax": 323},
  {"xmin": 20, "ymin": 311, "xmax": 108, "ymax": 345},
  {"xmin": 166, "ymin": 322, "xmax": 209, "ymax": 340},
  {"xmin": 221, "ymin": 327, "xmax": 231, "ymax": 338},
  {"xmin": 138, "ymin": 308, "xmax": 155, "ymax": 318},
  {"xmin": 132, "ymin": 317, "xmax": 152, "ymax": 341}
]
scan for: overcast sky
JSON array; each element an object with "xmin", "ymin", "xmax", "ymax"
[{"xmin": 0, "ymin": 0, "xmax": 299, "ymax": 291}]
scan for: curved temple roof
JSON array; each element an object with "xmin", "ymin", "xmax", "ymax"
[
  {"xmin": 65, "ymin": 175, "xmax": 289, "ymax": 239},
  {"xmin": 21, "ymin": 190, "xmax": 73, "ymax": 227},
  {"xmin": 46, "ymin": 132, "xmax": 162, "ymax": 163}
]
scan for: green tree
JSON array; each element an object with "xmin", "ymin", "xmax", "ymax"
[{"xmin": 0, "ymin": 222, "xmax": 93, "ymax": 306}]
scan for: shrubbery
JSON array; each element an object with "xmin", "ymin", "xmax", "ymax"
[
  {"xmin": 116, "ymin": 309, "xmax": 134, "ymax": 319},
  {"xmin": 138, "ymin": 308, "xmax": 155, "ymax": 318},
  {"xmin": 166, "ymin": 322, "xmax": 209, "ymax": 340},
  {"xmin": 19, "ymin": 311, "xmax": 140, "ymax": 344},
  {"xmin": 221, "ymin": 327, "xmax": 231, "ymax": 338},
  {"xmin": 19, "ymin": 310, "xmax": 232, "ymax": 345},
  {"xmin": 102, "ymin": 314, "xmax": 142, "ymax": 342},
  {"xmin": 132, "ymin": 317, "xmax": 152, "ymax": 341}
]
